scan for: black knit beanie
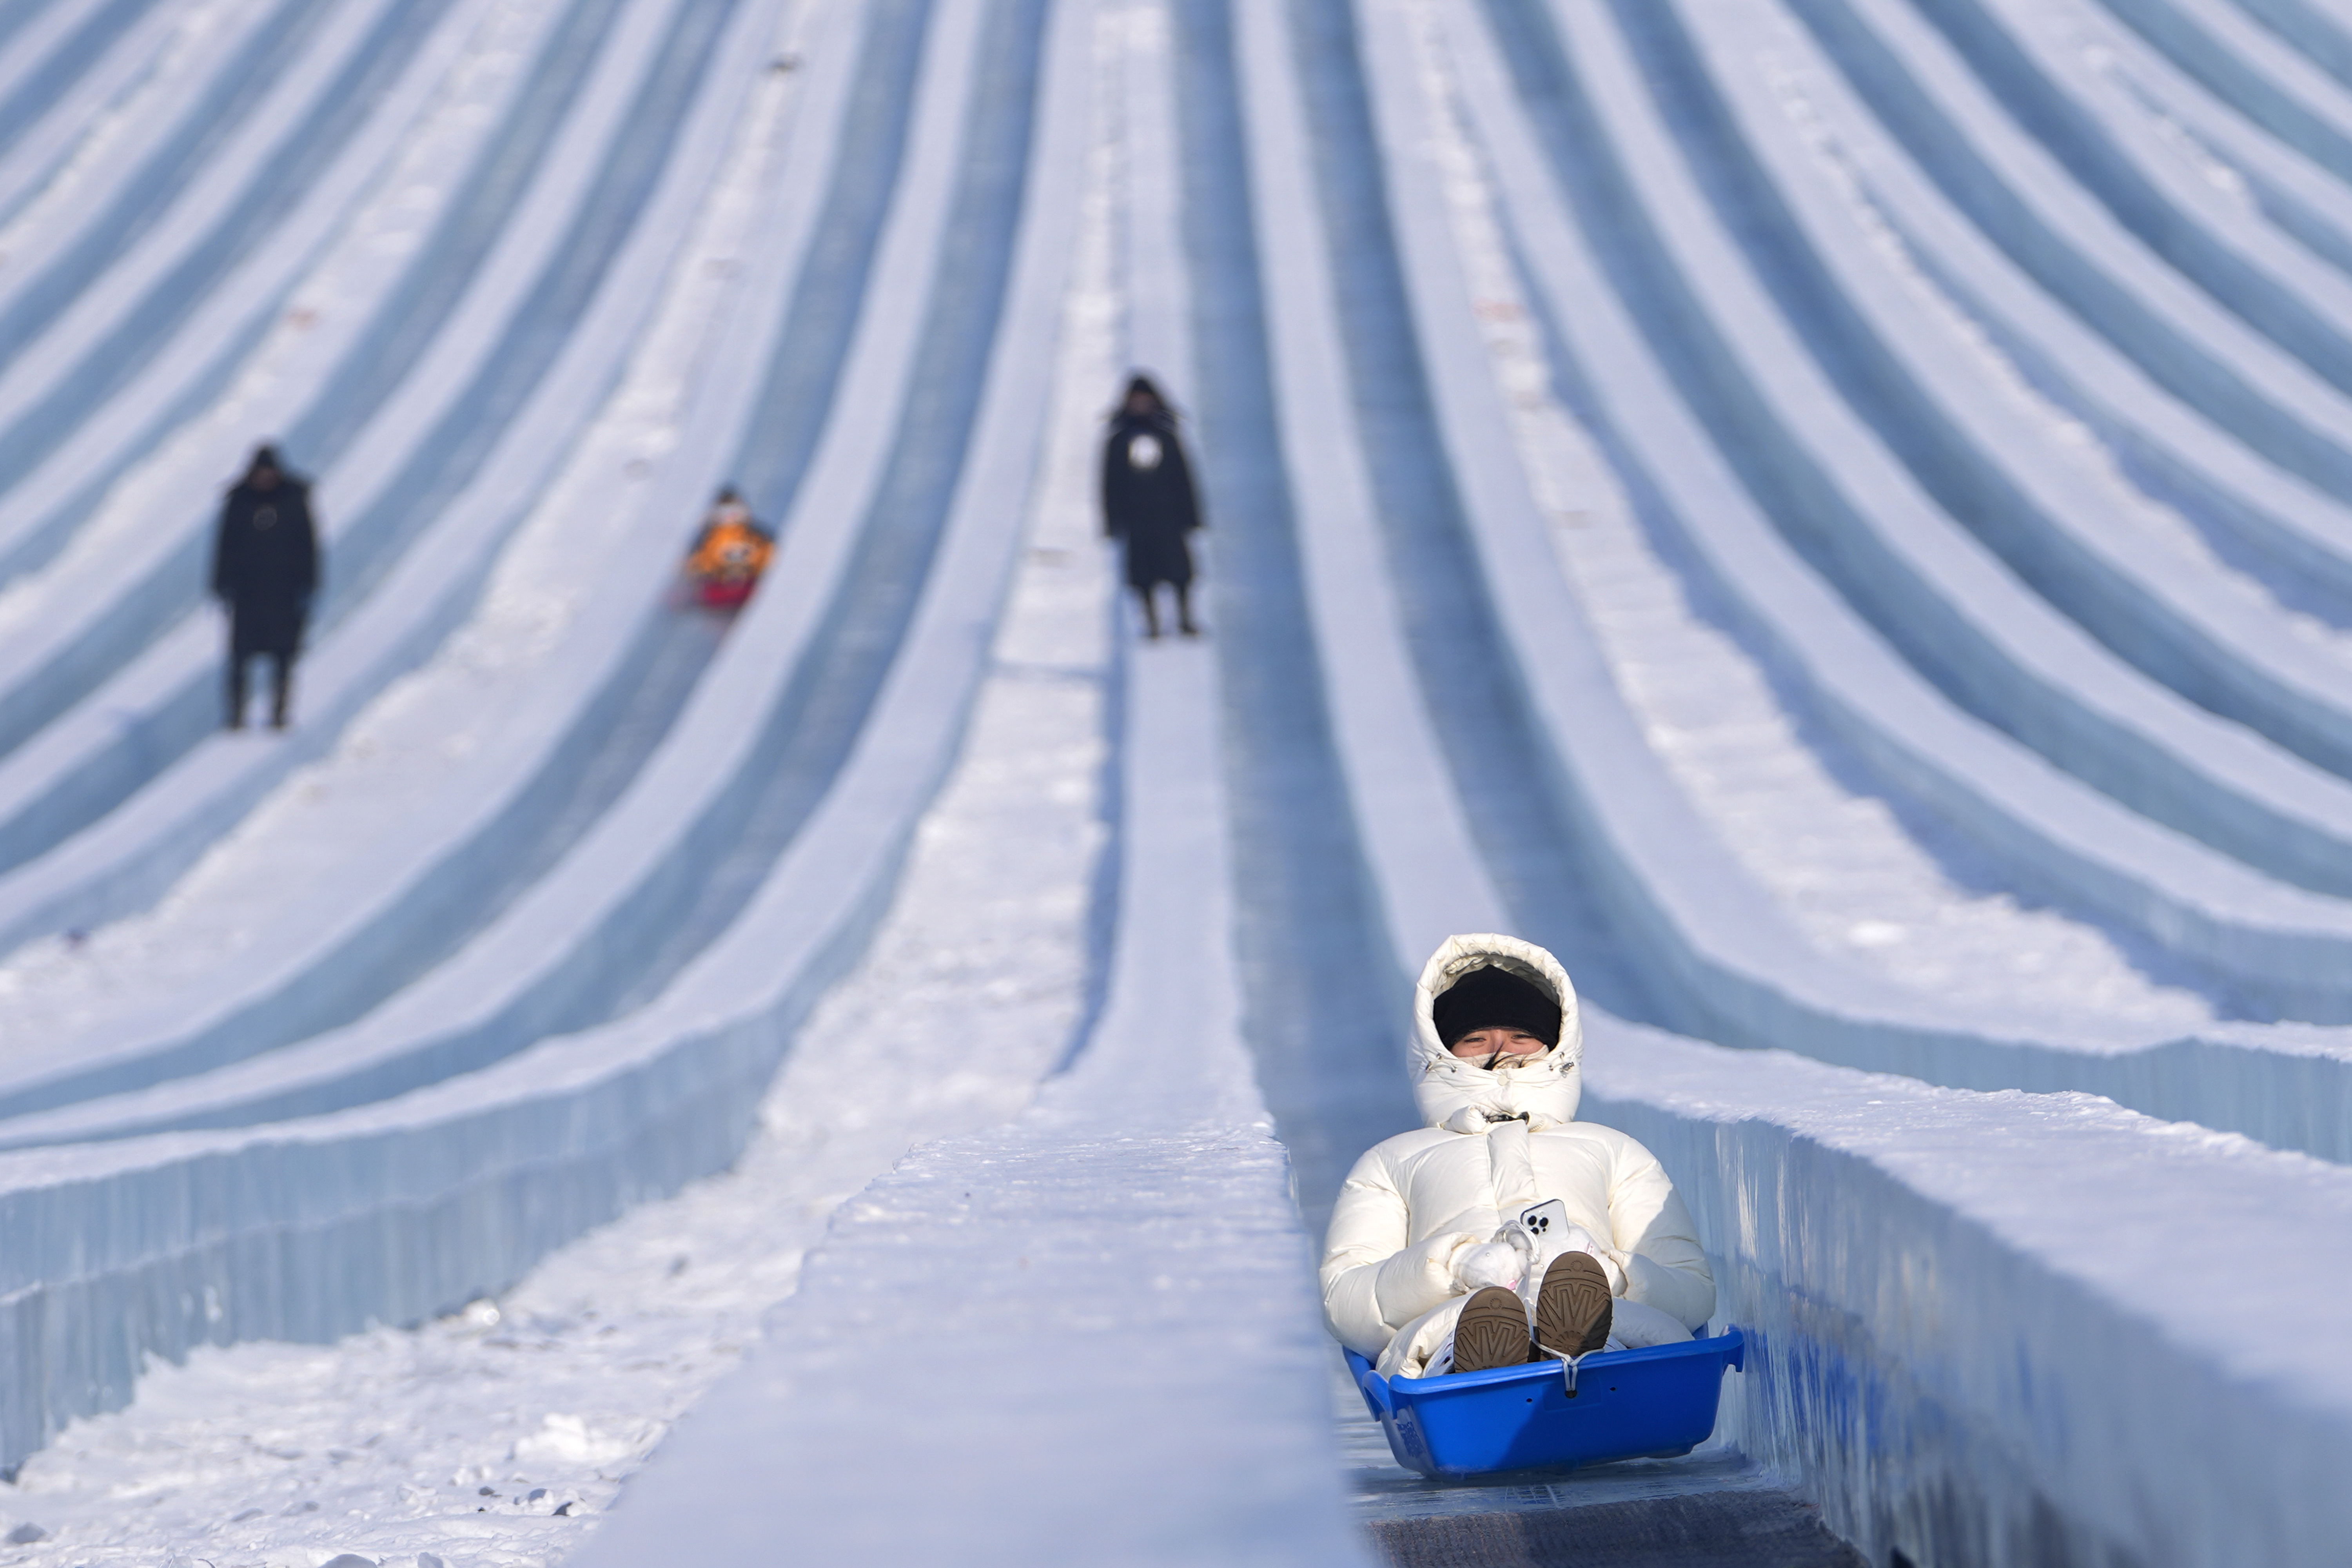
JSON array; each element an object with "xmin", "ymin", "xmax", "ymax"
[{"xmin": 1431, "ymin": 965, "xmax": 1562, "ymax": 1049}]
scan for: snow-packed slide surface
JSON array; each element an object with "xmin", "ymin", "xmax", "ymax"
[{"xmin": 2, "ymin": 0, "xmax": 2351, "ymax": 1564}]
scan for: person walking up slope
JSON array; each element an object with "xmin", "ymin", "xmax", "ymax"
[
  {"xmin": 210, "ymin": 445, "xmax": 319, "ymax": 730},
  {"xmin": 1100, "ymin": 374, "xmax": 1202, "ymax": 638},
  {"xmin": 1322, "ymin": 934, "xmax": 1716, "ymax": 1379}
]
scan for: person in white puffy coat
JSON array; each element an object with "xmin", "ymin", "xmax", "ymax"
[{"xmin": 1321, "ymin": 934, "xmax": 1715, "ymax": 1379}]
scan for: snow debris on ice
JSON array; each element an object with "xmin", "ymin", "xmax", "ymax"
[
  {"xmin": 570, "ymin": 12, "xmax": 1363, "ymax": 1557},
  {"xmin": 1758, "ymin": 49, "xmax": 2352, "ymax": 664},
  {"xmin": 1408, "ymin": 0, "xmax": 2218, "ymax": 1024},
  {"xmin": 0, "ymin": 0, "xmax": 574, "ymax": 649},
  {"xmin": 0, "ymin": 49, "xmax": 1117, "ymax": 1553},
  {"xmin": 0, "ymin": 0, "xmax": 795, "ymax": 1051}
]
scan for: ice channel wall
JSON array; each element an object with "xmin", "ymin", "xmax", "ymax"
[
  {"xmin": 0, "ymin": 0, "xmax": 1081, "ymax": 1470},
  {"xmin": 1783, "ymin": 0, "xmax": 2352, "ymax": 502},
  {"xmin": 0, "ymin": 0, "xmax": 484, "ymax": 757},
  {"xmin": 1612, "ymin": 0, "xmax": 2352, "ymax": 818},
  {"xmin": 0, "ymin": 0, "xmax": 760, "ymax": 950},
  {"xmin": 572, "ymin": 627, "xmax": 1370, "ymax": 1568},
  {"xmin": 0, "ymin": 0, "xmax": 880, "ymax": 1132},
  {"xmin": 1584, "ymin": 1016, "xmax": 2352, "ymax": 1568},
  {"xmin": 0, "ymin": 0, "xmax": 1024, "ymax": 1139},
  {"xmin": 1474, "ymin": 0, "xmax": 2352, "ymax": 1004},
  {"xmin": 1310, "ymin": 24, "xmax": 2352, "ymax": 1564},
  {"xmin": 1359, "ymin": 0, "xmax": 2352, "ymax": 1163}
]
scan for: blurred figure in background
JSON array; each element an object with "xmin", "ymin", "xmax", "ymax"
[
  {"xmin": 1100, "ymin": 374, "xmax": 1201, "ymax": 638},
  {"xmin": 210, "ymin": 445, "xmax": 318, "ymax": 731},
  {"xmin": 684, "ymin": 484, "xmax": 774, "ymax": 609}
]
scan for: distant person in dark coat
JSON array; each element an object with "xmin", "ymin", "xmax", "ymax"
[
  {"xmin": 209, "ymin": 445, "xmax": 318, "ymax": 730},
  {"xmin": 1101, "ymin": 374, "xmax": 1202, "ymax": 638}
]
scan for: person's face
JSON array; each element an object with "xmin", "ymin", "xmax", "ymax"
[
  {"xmin": 1125, "ymin": 389, "xmax": 1157, "ymax": 416},
  {"xmin": 252, "ymin": 466, "xmax": 279, "ymax": 491},
  {"xmin": 1448, "ymin": 1027, "xmax": 1547, "ymax": 1069}
]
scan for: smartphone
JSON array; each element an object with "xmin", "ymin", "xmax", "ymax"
[{"xmin": 1508, "ymin": 1198, "xmax": 1570, "ymax": 1245}]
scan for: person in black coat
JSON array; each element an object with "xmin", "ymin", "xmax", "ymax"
[
  {"xmin": 209, "ymin": 445, "xmax": 319, "ymax": 730},
  {"xmin": 1100, "ymin": 374, "xmax": 1202, "ymax": 638}
]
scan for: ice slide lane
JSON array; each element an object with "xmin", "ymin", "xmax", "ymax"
[
  {"xmin": 1234, "ymin": 7, "xmax": 1811, "ymax": 1548},
  {"xmin": 0, "ymin": 0, "xmax": 795, "ymax": 982},
  {"xmin": 0, "ymin": 0, "xmax": 464, "ymax": 528},
  {"xmin": 572, "ymin": 646, "xmax": 1371, "ymax": 1567},
  {"xmin": 1292, "ymin": 8, "xmax": 2352, "ymax": 1564},
  {"xmin": 1492, "ymin": 0, "xmax": 2352, "ymax": 941},
  {"xmin": 0, "ymin": 0, "xmax": 1076, "ymax": 1479},
  {"xmin": 1674, "ymin": 0, "xmax": 2352, "ymax": 725},
  {"xmin": 0, "ymin": 0, "xmax": 1042, "ymax": 1143},
  {"xmin": 2074, "ymin": 0, "xmax": 2352, "ymax": 291},
  {"xmin": 0, "ymin": 0, "xmax": 461, "ymax": 594},
  {"xmin": 0, "ymin": 0, "xmax": 747, "ymax": 958},
  {"xmin": 1216, "ymin": 1, "xmax": 1845, "ymax": 1556},
  {"xmin": 1457, "ymin": 0, "xmax": 2352, "ymax": 1025},
  {"xmin": 0, "ymin": 0, "xmax": 571, "ymax": 706},
  {"xmin": 572, "ymin": 11, "xmax": 1373, "ymax": 1559},
  {"xmin": 2088, "ymin": 0, "xmax": 2352, "ymax": 185},
  {"xmin": 0, "ymin": 0, "xmax": 629, "ymax": 880},
  {"xmin": 0, "ymin": 0, "xmax": 290, "ymax": 366},
  {"xmin": 0, "ymin": 0, "xmax": 851, "ymax": 1137},
  {"xmin": 1605, "ymin": 0, "xmax": 2352, "ymax": 806},
  {"xmin": 1915, "ymin": 0, "xmax": 2352, "ymax": 394},
  {"xmin": 0, "ymin": 0, "xmax": 188, "ymax": 230},
  {"xmin": 1422, "ymin": 0, "xmax": 2352, "ymax": 1160},
  {"xmin": 1776, "ymin": 0, "xmax": 2352, "ymax": 520},
  {"xmin": 1690, "ymin": 0, "xmax": 2352, "ymax": 638}
]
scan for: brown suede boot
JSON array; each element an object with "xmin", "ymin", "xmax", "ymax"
[
  {"xmin": 1450, "ymin": 1285, "xmax": 1535, "ymax": 1373},
  {"xmin": 1535, "ymin": 1253, "xmax": 1613, "ymax": 1359}
]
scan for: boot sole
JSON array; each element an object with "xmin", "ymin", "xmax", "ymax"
[
  {"xmin": 1535, "ymin": 1253, "xmax": 1613, "ymax": 1358},
  {"xmin": 1451, "ymin": 1285, "xmax": 1534, "ymax": 1373}
]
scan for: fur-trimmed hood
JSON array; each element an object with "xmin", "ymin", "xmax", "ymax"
[{"xmin": 1410, "ymin": 934, "xmax": 1583, "ymax": 1132}]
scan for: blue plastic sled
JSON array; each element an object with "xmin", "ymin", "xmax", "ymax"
[{"xmin": 1345, "ymin": 1327, "xmax": 1746, "ymax": 1478}]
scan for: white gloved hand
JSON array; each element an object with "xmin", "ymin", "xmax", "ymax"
[
  {"xmin": 1551, "ymin": 1225, "xmax": 1628, "ymax": 1294},
  {"xmin": 1452, "ymin": 1240, "xmax": 1524, "ymax": 1293},
  {"xmin": 1550, "ymin": 1223, "xmax": 1601, "ymax": 1259}
]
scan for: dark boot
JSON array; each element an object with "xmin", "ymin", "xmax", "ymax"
[
  {"xmin": 225, "ymin": 657, "xmax": 248, "ymax": 731},
  {"xmin": 1175, "ymin": 583, "xmax": 1200, "ymax": 637},
  {"xmin": 1451, "ymin": 1285, "xmax": 1535, "ymax": 1373},
  {"xmin": 268, "ymin": 654, "xmax": 292, "ymax": 730},
  {"xmin": 1137, "ymin": 585, "xmax": 1161, "ymax": 639}
]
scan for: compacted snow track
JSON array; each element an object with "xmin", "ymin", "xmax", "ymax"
[{"xmin": 7, "ymin": 0, "xmax": 2352, "ymax": 1564}]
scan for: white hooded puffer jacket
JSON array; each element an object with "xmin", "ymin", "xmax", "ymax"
[{"xmin": 1319, "ymin": 935, "xmax": 1715, "ymax": 1361}]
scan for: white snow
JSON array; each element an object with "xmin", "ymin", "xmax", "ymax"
[
  {"xmin": 15, "ymin": 0, "xmax": 2352, "ymax": 1563},
  {"xmin": 0, "ymin": 0, "xmax": 813, "ymax": 1056},
  {"xmin": 1581, "ymin": 1013, "xmax": 2352, "ymax": 1568},
  {"xmin": 574, "ymin": 6, "xmax": 1363, "ymax": 1546},
  {"xmin": 0, "ymin": 573, "xmax": 1103, "ymax": 1566},
  {"xmin": 0, "ymin": 0, "xmax": 567, "ymax": 639},
  {"xmin": 1407, "ymin": 0, "xmax": 2216, "ymax": 1022},
  {"xmin": 0, "ymin": 15, "xmax": 1117, "ymax": 1541},
  {"xmin": 0, "ymin": 0, "xmax": 280, "ymax": 285}
]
